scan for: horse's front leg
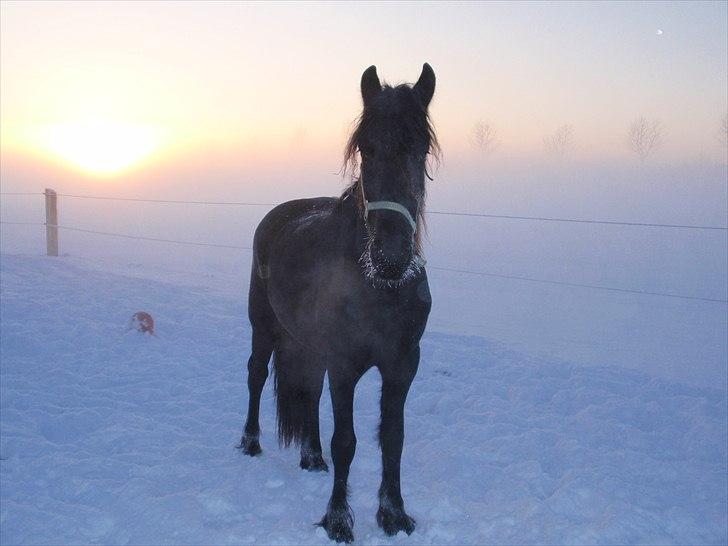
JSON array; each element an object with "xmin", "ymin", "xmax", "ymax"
[
  {"xmin": 318, "ymin": 367, "xmax": 360, "ymax": 543},
  {"xmin": 377, "ymin": 346, "xmax": 419, "ymax": 536}
]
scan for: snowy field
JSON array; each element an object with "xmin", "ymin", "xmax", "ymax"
[
  {"xmin": 1, "ymin": 161, "xmax": 727, "ymax": 544},
  {"xmin": 1, "ymin": 254, "xmax": 726, "ymax": 545}
]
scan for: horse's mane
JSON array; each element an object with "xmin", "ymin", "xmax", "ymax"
[{"xmin": 339, "ymin": 84, "xmax": 441, "ymax": 254}]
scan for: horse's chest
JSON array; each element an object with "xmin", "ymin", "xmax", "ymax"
[
  {"xmin": 270, "ymin": 262, "xmax": 427, "ymax": 357},
  {"xmin": 315, "ymin": 292, "xmax": 415, "ymax": 358},
  {"xmin": 313, "ymin": 276, "xmax": 399, "ymax": 336}
]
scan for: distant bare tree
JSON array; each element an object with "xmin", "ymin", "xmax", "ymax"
[
  {"xmin": 719, "ymin": 113, "xmax": 728, "ymax": 148},
  {"xmin": 627, "ymin": 116, "xmax": 662, "ymax": 162},
  {"xmin": 471, "ymin": 120, "xmax": 500, "ymax": 154},
  {"xmin": 543, "ymin": 124, "xmax": 573, "ymax": 159}
]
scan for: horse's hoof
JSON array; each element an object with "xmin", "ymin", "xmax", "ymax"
[
  {"xmin": 317, "ymin": 506, "xmax": 354, "ymax": 543},
  {"xmin": 237, "ymin": 434, "xmax": 262, "ymax": 456},
  {"xmin": 377, "ymin": 505, "xmax": 415, "ymax": 536},
  {"xmin": 300, "ymin": 453, "xmax": 329, "ymax": 472}
]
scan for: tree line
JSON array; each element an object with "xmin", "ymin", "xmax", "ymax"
[{"xmin": 470, "ymin": 114, "xmax": 728, "ymax": 162}]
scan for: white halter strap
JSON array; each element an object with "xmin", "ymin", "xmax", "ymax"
[{"xmin": 364, "ymin": 200, "xmax": 417, "ymax": 233}]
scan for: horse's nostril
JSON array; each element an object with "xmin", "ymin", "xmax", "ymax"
[{"xmin": 372, "ymin": 253, "xmax": 410, "ymax": 279}]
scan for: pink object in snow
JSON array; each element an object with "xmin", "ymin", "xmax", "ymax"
[{"xmin": 130, "ymin": 311, "xmax": 155, "ymax": 334}]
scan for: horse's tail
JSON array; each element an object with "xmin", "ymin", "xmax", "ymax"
[{"xmin": 271, "ymin": 342, "xmax": 308, "ymax": 447}]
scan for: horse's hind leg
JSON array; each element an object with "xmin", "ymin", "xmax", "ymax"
[
  {"xmin": 239, "ymin": 327, "xmax": 273, "ymax": 455},
  {"xmin": 272, "ymin": 336, "xmax": 328, "ymax": 471},
  {"xmin": 300, "ymin": 363, "xmax": 327, "ymax": 472},
  {"xmin": 238, "ymin": 269, "xmax": 275, "ymax": 456}
]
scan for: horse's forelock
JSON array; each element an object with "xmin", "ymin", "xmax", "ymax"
[
  {"xmin": 341, "ymin": 87, "xmax": 440, "ymax": 185},
  {"xmin": 340, "ymin": 84, "xmax": 440, "ymax": 255}
]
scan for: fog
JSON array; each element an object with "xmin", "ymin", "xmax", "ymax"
[{"xmin": 2, "ymin": 152, "xmax": 726, "ymax": 387}]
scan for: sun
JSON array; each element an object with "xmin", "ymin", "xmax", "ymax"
[{"xmin": 40, "ymin": 120, "xmax": 163, "ymax": 176}]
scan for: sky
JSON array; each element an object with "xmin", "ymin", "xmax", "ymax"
[{"xmin": 1, "ymin": 0, "xmax": 727, "ymax": 186}]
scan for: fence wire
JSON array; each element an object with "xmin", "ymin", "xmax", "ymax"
[
  {"xmin": 1, "ymin": 220, "xmax": 725, "ymax": 304},
  {"xmin": 426, "ymin": 266, "xmax": 727, "ymax": 303},
  {"xmin": 2, "ymin": 190, "xmax": 727, "ymax": 304},
  {"xmin": 54, "ymin": 193, "xmax": 275, "ymax": 207},
  {"xmin": 0, "ymin": 222, "xmax": 250, "ymax": 250},
  {"xmin": 425, "ymin": 210, "xmax": 727, "ymax": 231},
  {"xmin": 4, "ymin": 192, "xmax": 725, "ymax": 231},
  {"xmin": 0, "ymin": 192, "xmax": 43, "ymax": 196}
]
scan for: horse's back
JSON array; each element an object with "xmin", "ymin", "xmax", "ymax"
[{"xmin": 252, "ymin": 197, "xmax": 338, "ymax": 268}]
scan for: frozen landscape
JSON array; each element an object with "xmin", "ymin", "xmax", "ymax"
[
  {"xmin": 2, "ymin": 1, "xmax": 727, "ymax": 544},
  {"xmin": 1, "ymin": 160, "xmax": 727, "ymax": 544},
  {"xmin": 0, "ymin": 251, "xmax": 726, "ymax": 545}
]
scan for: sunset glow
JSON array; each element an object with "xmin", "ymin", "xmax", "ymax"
[
  {"xmin": 0, "ymin": 1, "xmax": 726, "ymax": 181},
  {"xmin": 38, "ymin": 120, "xmax": 164, "ymax": 176}
]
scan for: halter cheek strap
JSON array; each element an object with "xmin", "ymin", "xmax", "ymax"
[{"xmin": 364, "ymin": 200, "xmax": 417, "ymax": 233}]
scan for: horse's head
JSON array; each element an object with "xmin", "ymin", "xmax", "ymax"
[{"xmin": 345, "ymin": 63, "xmax": 439, "ymax": 287}]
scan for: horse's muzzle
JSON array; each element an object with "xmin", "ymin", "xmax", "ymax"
[{"xmin": 370, "ymin": 241, "xmax": 413, "ymax": 281}]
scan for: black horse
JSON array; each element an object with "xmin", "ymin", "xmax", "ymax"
[{"xmin": 239, "ymin": 63, "xmax": 438, "ymax": 543}]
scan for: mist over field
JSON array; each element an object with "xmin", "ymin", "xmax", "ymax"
[{"xmin": 3, "ymin": 153, "xmax": 726, "ymax": 387}]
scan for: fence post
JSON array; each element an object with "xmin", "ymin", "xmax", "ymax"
[{"xmin": 45, "ymin": 188, "xmax": 58, "ymax": 256}]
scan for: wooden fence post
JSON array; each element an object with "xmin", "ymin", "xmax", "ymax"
[{"xmin": 45, "ymin": 188, "xmax": 58, "ymax": 256}]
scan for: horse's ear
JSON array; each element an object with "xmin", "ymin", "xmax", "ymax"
[
  {"xmin": 361, "ymin": 65, "xmax": 381, "ymax": 106},
  {"xmin": 413, "ymin": 63, "xmax": 436, "ymax": 108}
]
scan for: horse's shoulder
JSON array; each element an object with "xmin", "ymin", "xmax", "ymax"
[
  {"xmin": 255, "ymin": 197, "xmax": 339, "ymax": 244},
  {"xmin": 266, "ymin": 197, "xmax": 338, "ymax": 221}
]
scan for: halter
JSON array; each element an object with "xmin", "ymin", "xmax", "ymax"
[
  {"xmin": 356, "ymin": 183, "xmax": 427, "ymax": 271},
  {"xmin": 363, "ymin": 199, "xmax": 417, "ymax": 233}
]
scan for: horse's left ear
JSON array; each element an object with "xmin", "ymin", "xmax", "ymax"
[{"xmin": 413, "ymin": 63, "xmax": 435, "ymax": 108}]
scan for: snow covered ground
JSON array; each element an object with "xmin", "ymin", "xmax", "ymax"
[{"xmin": 1, "ymin": 254, "xmax": 726, "ymax": 544}]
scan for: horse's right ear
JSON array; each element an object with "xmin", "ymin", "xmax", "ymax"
[{"xmin": 361, "ymin": 65, "xmax": 381, "ymax": 107}]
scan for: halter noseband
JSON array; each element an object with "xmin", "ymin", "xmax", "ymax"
[
  {"xmin": 356, "ymin": 185, "xmax": 427, "ymax": 270},
  {"xmin": 363, "ymin": 200, "xmax": 417, "ymax": 233}
]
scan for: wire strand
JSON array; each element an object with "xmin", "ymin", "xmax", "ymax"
[
  {"xmin": 1, "ymin": 221, "xmax": 723, "ymax": 303},
  {"xmin": 0, "ymin": 221, "xmax": 251, "ymax": 250},
  {"xmin": 55, "ymin": 193, "xmax": 275, "ymax": 207},
  {"xmin": 45, "ymin": 193, "xmax": 728, "ymax": 231},
  {"xmin": 0, "ymin": 192, "xmax": 43, "ymax": 196},
  {"xmin": 425, "ymin": 210, "xmax": 727, "ymax": 231},
  {"xmin": 427, "ymin": 265, "xmax": 727, "ymax": 303},
  {"xmin": 55, "ymin": 225, "xmax": 252, "ymax": 250}
]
